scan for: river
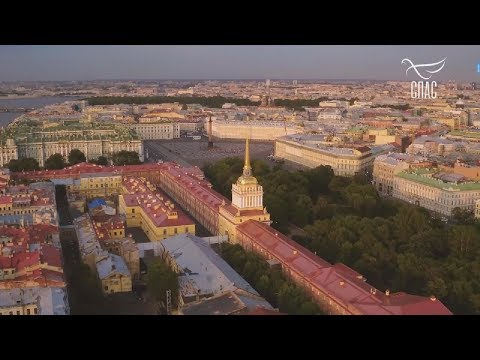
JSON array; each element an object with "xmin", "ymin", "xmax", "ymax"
[{"xmin": 0, "ymin": 96, "xmax": 81, "ymax": 127}]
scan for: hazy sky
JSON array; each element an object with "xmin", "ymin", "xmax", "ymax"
[{"xmin": 0, "ymin": 45, "xmax": 479, "ymax": 82}]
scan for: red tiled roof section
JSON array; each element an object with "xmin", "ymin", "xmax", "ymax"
[
  {"xmin": 162, "ymin": 165, "xmax": 229, "ymax": 211},
  {"xmin": 0, "ymin": 256, "xmax": 13, "ymax": 268},
  {"xmin": 91, "ymin": 215, "xmax": 125, "ymax": 241},
  {"xmin": 122, "ymin": 176, "xmax": 195, "ymax": 228},
  {"xmin": 13, "ymin": 162, "xmax": 173, "ymax": 180},
  {"xmin": 237, "ymin": 220, "xmax": 452, "ymax": 315},
  {"xmin": 0, "ymin": 223, "xmax": 64, "ymax": 288},
  {"xmin": 0, "ymin": 196, "xmax": 12, "ymax": 204},
  {"xmin": 39, "ymin": 243, "xmax": 62, "ymax": 269}
]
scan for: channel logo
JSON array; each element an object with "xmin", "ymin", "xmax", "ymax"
[{"xmin": 401, "ymin": 57, "xmax": 447, "ymax": 99}]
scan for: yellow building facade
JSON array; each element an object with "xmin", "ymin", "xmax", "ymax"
[
  {"xmin": 66, "ymin": 174, "xmax": 123, "ymax": 198},
  {"xmin": 0, "ymin": 303, "xmax": 39, "ymax": 315},
  {"xmin": 218, "ymin": 138, "xmax": 271, "ymax": 242},
  {"xmin": 101, "ymin": 273, "xmax": 132, "ymax": 294},
  {"xmin": 118, "ymin": 177, "xmax": 195, "ymax": 242},
  {"xmin": 275, "ymin": 136, "xmax": 374, "ymax": 176}
]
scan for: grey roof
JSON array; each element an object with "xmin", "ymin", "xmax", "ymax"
[
  {"xmin": 0, "ymin": 214, "xmax": 34, "ymax": 225},
  {"xmin": 74, "ymin": 214, "xmax": 106, "ymax": 259},
  {"xmin": 278, "ymin": 134, "xmax": 370, "ymax": 156},
  {"xmin": 0, "ymin": 287, "xmax": 69, "ymax": 315},
  {"xmin": 162, "ymin": 233, "xmax": 261, "ymax": 297},
  {"xmin": 96, "ymin": 253, "xmax": 130, "ymax": 280},
  {"xmin": 235, "ymin": 292, "xmax": 273, "ymax": 311},
  {"xmin": 182, "ymin": 291, "xmax": 246, "ymax": 315},
  {"xmin": 433, "ymin": 172, "xmax": 466, "ymax": 183},
  {"xmin": 51, "ymin": 178, "xmax": 75, "ymax": 186},
  {"xmin": 413, "ymin": 136, "xmax": 454, "ymax": 145},
  {"xmin": 375, "ymin": 153, "xmax": 427, "ymax": 166},
  {"xmin": 370, "ymin": 143, "xmax": 397, "ymax": 155}
]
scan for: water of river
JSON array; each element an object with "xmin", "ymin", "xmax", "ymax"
[{"xmin": 0, "ymin": 96, "xmax": 81, "ymax": 127}]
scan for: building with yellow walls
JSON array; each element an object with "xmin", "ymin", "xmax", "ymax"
[
  {"xmin": 76, "ymin": 173, "xmax": 123, "ymax": 198},
  {"xmin": 0, "ymin": 182, "xmax": 58, "ymax": 226},
  {"xmin": 275, "ymin": 134, "xmax": 375, "ymax": 176},
  {"xmin": 96, "ymin": 254, "xmax": 132, "ymax": 294},
  {"xmin": 430, "ymin": 117, "xmax": 462, "ymax": 130},
  {"xmin": 118, "ymin": 177, "xmax": 195, "ymax": 242},
  {"xmin": 74, "ymin": 214, "xmax": 134, "ymax": 294},
  {"xmin": 218, "ymin": 138, "xmax": 271, "ymax": 242}
]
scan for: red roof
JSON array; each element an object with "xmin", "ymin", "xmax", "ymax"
[
  {"xmin": 12, "ymin": 162, "xmax": 171, "ymax": 180},
  {"xmin": 237, "ymin": 220, "xmax": 452, "ymax": 315},
  {"xmin": 122, "ymin": 176, "xmax": 195, "ymax": 228},
  {"xmin": 162, "ymin": 165, "xmax": 229, "ymax": 211},
  {"xmin": 39, "ymin": 243, "xmax": 62, "ymax": 268},
  {"xmin": 92, "ymin": 215, "xmax": 125, "ymax": 240},
  {"xmin": 0, "ymin": 224, "xmax": 64, "ymax": 288},
  {"xmin": 0, "ymin": 196, "xmax": 12, "ymax": 204}
]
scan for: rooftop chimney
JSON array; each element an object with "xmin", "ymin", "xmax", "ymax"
[
  {"xmin": 385, "ymin": 289, "xmax": 390, "ymax": 296},
  {"xmin": 430, "ymin": 295, "xmax": 436, "ymax": 301}
]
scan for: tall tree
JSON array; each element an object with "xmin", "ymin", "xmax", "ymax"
[
  {"xmin": 68, "ymin": 149, "xmax": 86, "ymax": 165},
  {"xmin": 7, "ymin": 158, "xmax": 39, "ymax": 172},
  {"xmin": 44, "ymin": 153, "xmax": 66, "ymax": 170},
  {"xmin": 146, "ymin": 259, "xmax": 179, "ymax": 309},
  {"xmin": 95, "ymin": 156, "xmax": 109, "ymax": 166},
  {"xmin": 112, "ymin": 151, "xmax": 142, "ymax": 166}
]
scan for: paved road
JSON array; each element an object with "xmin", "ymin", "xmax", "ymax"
[{"xmin": 144, "ymin": 140, "xmax": 192, "ymax": 167}]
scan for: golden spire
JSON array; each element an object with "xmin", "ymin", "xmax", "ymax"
[{"xmin": 243, "ymin": 136, "xmax": 252, "ymax": 176}]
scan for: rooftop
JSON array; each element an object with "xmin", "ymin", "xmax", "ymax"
[
  {"xmin": 96, "ymin": 253, "xmax": 130, "ymax": 280},
  {"xmin": 448, "ymin": 130, "xmax": 480, "ymax": 139},
  {"xmin": 0, "ymin": 287, "xmax": 69, "ymax": 315},
  {"xmin": 396, "ymin": 169, "xmax": 480, "ymax": 191},
  {"xmin": 181, "ymin": 291, "xmax": 246, "ymax": 315},
  {"xmin": 236, "ymin": 220, "xmax": 452, "ymax": 315},
  {"xmin": 162, "ymin": 233, "xmax": 270, "ymax": 304},
  {"xmin": 278, "ymin": 134, "xmax": 372, "ymax": 157},
  {"xmin": 121, "ymin": 176, "xmax": 195, "ymax": 228}
]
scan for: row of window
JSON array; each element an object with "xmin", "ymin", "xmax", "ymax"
[
  {"xmin": 0, "ymin": 307, "xmax": 37, "ymax": 315},
  {"xmin": 1, "ymin": 269, "xmax": 15, "ymax": 275}
]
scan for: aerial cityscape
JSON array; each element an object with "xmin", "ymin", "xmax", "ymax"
[{"xmin": 1, "ymin": 45, "xmax": 480, "ymax": 315}]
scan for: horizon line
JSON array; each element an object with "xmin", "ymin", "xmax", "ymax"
[{"xmin": 0, "ymin": 78, "xmax": 472, "ymax": 83}]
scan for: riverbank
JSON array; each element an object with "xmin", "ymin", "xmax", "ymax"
[
  {"xmin": 0, "ymin": 96, "xmax": 77, "ymax": 127},
  {"xmin": 0, "ymin": 95, "xmax": 82, "ymax": 100}
]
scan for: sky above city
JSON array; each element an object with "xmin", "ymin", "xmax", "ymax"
[{"xmin": 0, "ymin": 45, "xmax": 479, "ymax": 82}]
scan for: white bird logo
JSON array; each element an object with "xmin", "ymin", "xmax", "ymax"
[{"xmin": 401, "ymin": 57, "xmax": 447, "ymax": 80}]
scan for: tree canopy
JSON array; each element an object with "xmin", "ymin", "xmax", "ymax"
[
  {"xmin": 112, "ymin": 151, "xmax": 142, "ymax": 166},
  {"xmin": 146, "ymin": 258, "xmax": 179, "ymax": 310},
  {"xmin": 44, "ymin": 153, "xmax": 66, "ymax": 170},
  {"xmin": 68, "ymin": 149, "xmax": 86, "ymax": 165},
  {"xmin": 204, "ymin": 157, "xmax": 480, "ymax": 314},
  {"xmin": 216, "ymin": 242, "xmax": 323, "ymax": 315},
  {"xmin": 86, "ymin": 96, "xmax": 260, "ymax": 108},
  {"xmin": 7, "ymin": 158, "xmax": 39, "ymax": 172},
  {"xmin": 90, "ymin": 156, "xmax": 109, "ymax": 166}
]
